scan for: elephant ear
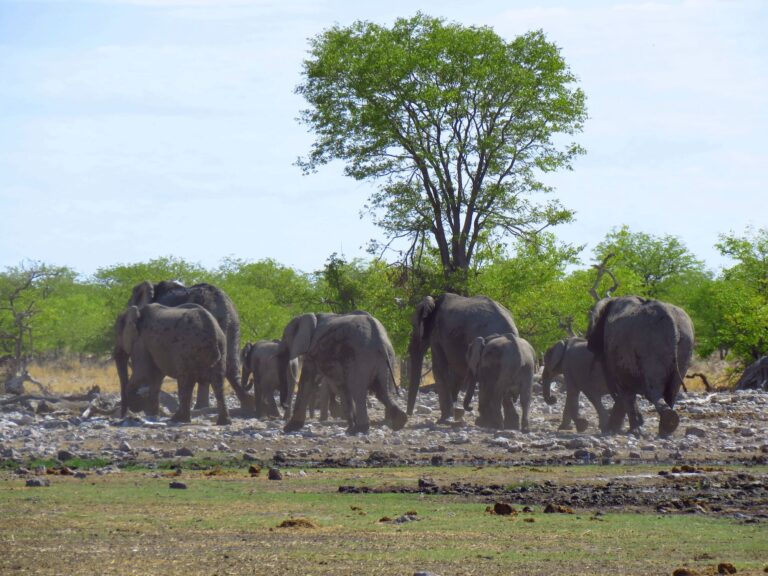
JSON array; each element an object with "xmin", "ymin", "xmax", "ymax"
[
  {"xmin": 240, "ymin": 343, "xmax": 253, "ymax": 364},
  {"xmin": 410, "ymin": 296, "xmax": 436, "ymax": 350},
  {"xmin": 288, "ymin": 313, "xmax": 317, "ymax": 358},
  {"xmin": 122, "ymin": 306, "xmax": 141, "ymax": 355},
  {"xmin": 466, "ymin": 336, "xmax": 486, "ymax": 378},
  {"xmin": 129, "ymin": 281, "xmax": 155, "ymax": 307},
  {"xmin": 545, "ymin": 340, "xmax": 567, "ymax": 374},
  {"xmin": 586, "ymin": 299, "xmax": 612, "ymax": 356}
]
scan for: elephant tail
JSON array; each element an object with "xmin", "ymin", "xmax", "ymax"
[{"xmin": 664, "ymin": 315, "xmax": 686, "ymax": 407}]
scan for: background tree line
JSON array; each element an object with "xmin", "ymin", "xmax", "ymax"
[
  {"xmin": 1, "ymin": 226, "xmax": 766, "ymax": 374},
  {"xmin": 2, "ymin": 16, "xmax": 765, "ymax": 378}
]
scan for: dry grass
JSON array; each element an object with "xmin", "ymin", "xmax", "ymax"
[
  {"xmin": 687, "ymin": 355, "xmax": 739, "ymax": 391},
  {"xmin": 20, "ymin": 354, "xmax": 734, "ymax": 397},
  {"xmin": 26, "ymin": 358, "xmax": 120, "ymax": 395}
]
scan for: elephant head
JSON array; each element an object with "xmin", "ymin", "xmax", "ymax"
[
  {"xmin": 462, "ymin": 336, "xmax": 486, "ymax": 411},
  {"xmin": 406, "ymin": 296, "xmax": 436, "ymax": 415},
  {"xmin": 129, "ymin": 280, "xmax": 186, "ymax": 307},
  {"xmin": 280, "ymin": 313, "xmax": 318, "ymax": 359},
  {"xmin": 541, "ymin": 340, "xmax": 567, "ymax": 405},
  {"xmin": 275, "ymin": 313, "xmax": 318, "ymax": 412}
]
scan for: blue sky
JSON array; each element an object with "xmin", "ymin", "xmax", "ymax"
[{"xmin": 1, "ymin": 0, "xmax": 766, "ymax": 276}]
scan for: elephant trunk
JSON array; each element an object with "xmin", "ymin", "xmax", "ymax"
[
  {"xmin": 406, "ymin": 344, "xmax": 424, "ymax": 416},
  {"xmin": 541, "ymin": 370, "xmax": 558, "ymax": 405},
  {"xmin": 240, "ymin": 362, "xmax": 253, "ymax": 392},
  {"xmin": 114, "ymin": 345, "xmax": 131, "ymax": 417}
]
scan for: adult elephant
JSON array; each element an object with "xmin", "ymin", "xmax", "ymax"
[
  {"xmin": 115, "ymin": 280, "xmax": 253, "ymax": 415},
  {"xmin": 240, "ymin": 340, "xmax": 299, "ymax": 419},
  {"xmin": 277, "ymin": 311, "xmax": 408, "ymax": 434},
  {"xmin": 465, "ymin": 333, "xmax": 535, "ymax": 431},
  {"xmin": 541, "ymin": 337, "xmax": 615, "ymax": 433},
  {"xmin": 586, "ymin": 296, "xmax": 694, "ymax": 436},
  {"xmin": 407, "ymin": 293, "xmax": 519, "ymax": 422},
  {"xmin": 115, "ymin": 303, "xmax": 231, "ymax": 425}
]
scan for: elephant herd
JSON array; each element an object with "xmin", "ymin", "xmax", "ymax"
[{"xmin": 114, "ymin": 282, "xmax": 694, "ymax": 437}]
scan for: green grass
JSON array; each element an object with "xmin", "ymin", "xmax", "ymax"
[{"xmin": 0, "ymin": 466, "xmax": 765, "ymax": 575}]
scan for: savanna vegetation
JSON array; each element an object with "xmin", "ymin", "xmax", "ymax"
[{"xmin": 1, "ymin": 225, "xmax": 766, "ymax": 384}]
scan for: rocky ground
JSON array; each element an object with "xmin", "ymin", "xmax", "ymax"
[{"xmin": 1, "ymin": 383, "xmax": 766, "ymax": 521}]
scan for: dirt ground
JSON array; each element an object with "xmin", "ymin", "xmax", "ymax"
[{"xmin": 1, "ymin": 380, "xmax": 766, "ymax": 511}]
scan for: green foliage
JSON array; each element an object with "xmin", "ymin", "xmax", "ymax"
[
  {"xmin": 0, "ymin": 262, "xmax": 74, "ymax": 365},
  {"xmin": 212, "ymin": 258, "xmax": 319, "ymax": 343},
  {"xmin": 689, "ymin": 227, "xmax": 768, "ymax": 363},
  {"xmin": 297, "ymin": 13, "xmax": 586, "ymax": 283},
  {"xmin": 3, "ymin": 226, "xmax": 764, "ymax": 367},
  {"xmin": 594, "ymin": 225, "xmax": 706, "ymax": 298},
  {"xmin": 315, "ymin": 255, "xmax": 419, "ymax": 354}
]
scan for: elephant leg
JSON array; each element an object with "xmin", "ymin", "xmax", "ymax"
[
  {"xmin": 330, "ymin": 391, "xmax": 346, "ymax": 419},
  {"xmin": 284, "ymin": 362, "xmax": 317, "ymax": 432},
  {"xmin": 172, "ymin": 378, "xmax": 194, "ymax": 423},
  {"xmin": 586, "ymin": 392, "xmax": 610, "ymax": 434},
  {"xmin": 463, "ymin": 377, "xmax": 476, "ymax": 412},
  {"xmin": 432, "ymin": 349, "xmax": 460, "ymax": 422},
  {"xmin": 605, "ymin": 397, "xmax": 626, "ymax": 435},
  {"xmin": 194, "ymin": 382, "xmax": 210, "ymax": 409},
  {"xmin": 211, "ymin": 376, "xmax": 231, "ymax": 426},
  {"xmin": 227, "ymin": 365, "xmax": 255, "ymax": 417},
  {"xmin": 646, "ymin": 378, "xmax": 679, "ymax": 437},
  {"xmin": 502, "ymin": 391, "xmax": 519, "ymax": 431},
  {"xmin": 559, "ymin": 384, "xmax": 578, "ymax": 431},
  {"xmin": 622, "ymin": 393, "xmax": 644, "ymax": 436},
  {"xmin": 264, "ymin": 386, "xmax": 281, "ymax": 418},
  {"xmin": 145, "ymin": 373, "xmax": 164, "ymax": 417},
  {"xmin": 346, "ymin": 374, "xmax": 370, "ymax": 435},
  {"xmin": 318, "ymin": 381, "xmax": 330, "ymax": 422},
  {"xmin": 372, "ymin": 371, "xmax": 407, "ymax": 432},
  {"xmin": 518, "ymin": 382, "xmax": 532, "ymax": 433}
]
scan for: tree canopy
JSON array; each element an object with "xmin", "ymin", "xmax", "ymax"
[{"xmin": 297, "ymin": 13, "xmax": 587, "ymax": 289}]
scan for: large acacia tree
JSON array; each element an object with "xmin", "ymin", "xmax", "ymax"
[{"xmin": 297, "ymin": 13, "xmax": 587, "ymax": 287}]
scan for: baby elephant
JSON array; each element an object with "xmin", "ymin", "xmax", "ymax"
[
  {"xmin": 466, "ymin": 333, "xmax": 535, "ymax": 432},
  {"xmin": 241, "ymin": 340, "xmax": 299, "ymax": 419},
  {"xmin": 116, "ymin": 303, "xmax": 230, "ymax": 425},
  {"xmin": 541, "ymin": 338, "xmax": 612, "ymax": 433}
]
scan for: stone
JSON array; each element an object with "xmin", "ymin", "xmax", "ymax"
[
  {"xmin": 57, "ymin": 449, "xmax": 75, "ymax": 462},
  {"xmin": 573, "ymin": 449, "xmax": 596, "ymax": 460},
  {"xmin": 685, "ymin": 426, "xmax": 707, "ymax": 438},
  {"xmin": 25, "ymin": 478, "xmax": 50, "ymax": 487},
  {"xmin": 566, "ymin": 437, "xmax": 590, "ymax": 449},
  {"xmin": 175, "ymin": 447, "xmax": 194, "ymax": 457},
  {"xmin": 118, "ymin": 441, "xmax": 132, "ymax": 452},
  {"xmin": 268, "ymin": 467, "xmax": 283, "ymax": 480}
]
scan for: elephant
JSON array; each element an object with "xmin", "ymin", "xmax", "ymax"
[
  {"xmin": 465, "ymin": 333, "xmax": 535, "ymax": 431},
  {"xmin": 406, "ymin": 293, "xmax": 519, "ymax": 422},
  {"xmin": 115, "ymin": 280, "xmax": 253, "ymax": 416},
  {"xmin": 277, "ymin": 311, "xmax": 408, "ymax": 434},
  {"xmin": 240, "ymin": 340, "xmax": 299, "ymax": 419},
  {"xmin": 115, "ymin": 303, "xmax": 231, "ymax": 425},
  {"xmin": 540, "ymin": 337, "xmax": 615, "ymax": 433},
  {"xmin": 586, "ymin": 296, "xmax": 694, "ymax": 436},
  {"xmin": 308, "ymin": 376, "xmax": 346, "ymax": 422}
]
